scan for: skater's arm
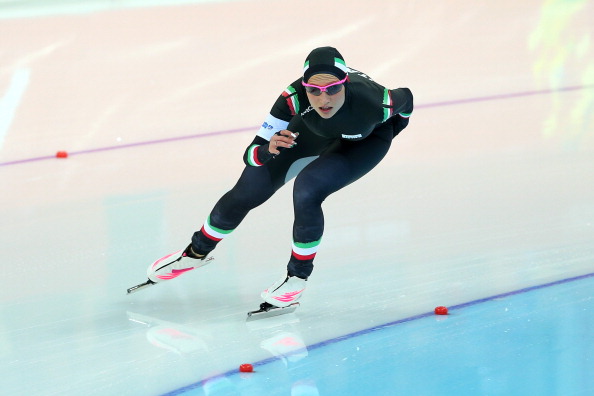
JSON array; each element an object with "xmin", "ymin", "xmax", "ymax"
[
  {"xmin": 384, "ymin": 88, "xmax": 413, "ymax": 138},
  {"xmin": 243, "ymin": 129, "xmax": 299, "ymax": 166},
  {"xmin": 386, "ymin": 88, "xmax": 414, "ymax": 119},
  {"xmin": 243, "ymin": 112, "xmax": 289, "ymax": 167},
  {"xmin": 244, "ymin": 135, "xmax": 276, "ymax": 166},
  {"xmin": 243, "ymin": 78, "xmax": 305, "ymax": 167}
]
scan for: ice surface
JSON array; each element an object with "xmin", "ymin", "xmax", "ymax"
[{"xmin": 1, "ymin": 0, "xmax": 593, "ymax": 395}]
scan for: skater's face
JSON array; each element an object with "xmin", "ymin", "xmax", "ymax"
[{"xmin": 304, "ymin": 73, "xmax": 346, "ymax": 119}]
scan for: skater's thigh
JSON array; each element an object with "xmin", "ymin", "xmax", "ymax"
[
  {"xmin": 338, "ymin": 127, "xmax": 392, "ymax": 182},
  {"xmin": 267, "ymin": 120, "xmax": 334, "ymax": 187},
  {"xmin": 294, "ymin": 127, "xmax": 392, "ymax": 196}
]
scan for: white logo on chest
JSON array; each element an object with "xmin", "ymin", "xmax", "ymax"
[{"xmin": 341, "ymin": 134, "xmax": 363, "ymax": 139}]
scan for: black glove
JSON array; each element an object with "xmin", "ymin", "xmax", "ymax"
[{"xmin": 391, "ymin": 116, "xmax": 409, "ymax": 138}]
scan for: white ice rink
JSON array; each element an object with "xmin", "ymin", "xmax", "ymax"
[{"xmin": 1, "ymin": 0, "xmax": 594, "ymax": 395}]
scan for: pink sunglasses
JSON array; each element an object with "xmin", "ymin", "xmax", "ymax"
[{"xmin": 302, "ymin": 76, "xmax": 348, "ymax": 96}]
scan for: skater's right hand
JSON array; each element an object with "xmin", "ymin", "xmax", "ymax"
[{"xmin": 268, "ymin": 130, "xmax": 299, "ymax": 155}]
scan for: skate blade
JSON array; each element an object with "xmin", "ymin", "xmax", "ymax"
[
  {"xmin": 246, "ymin": 303, "xmax": 299, "ymax": 322},
  {"xmin": 126, "ymin": 279, "xmax": 156, "ymax": 294}
]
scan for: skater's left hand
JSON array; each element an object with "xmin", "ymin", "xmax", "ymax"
[{"xmin": 268, "ymin": 130, "xmax": 299, "ymax": 155}]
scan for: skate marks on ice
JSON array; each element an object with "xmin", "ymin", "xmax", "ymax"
[
  {"xmin": 126, "ymin": 307, "xmax": 309, "ymax": 371},
  {"xmin": 127, "ymin": 280, "xmax": 300, "ymax": 321},
  {"xmin": 129, "ymin": 246, "xmax": 300, "ymax": 321}
]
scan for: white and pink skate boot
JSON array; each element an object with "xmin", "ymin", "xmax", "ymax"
[
  {"xmin": 246, "ymin": 274, "xmax": 306, "ymax": 321},
  {"xmin": 247, "ymin": 275, "xmax": 306, "ymax": 322},
  {"xmin": 147, "ymin": 245, "xmax": 213, "ymax": 283},
  {"xmin": 261, "ymin": 275, "xmax": 307, "ymax": 307},
  {"xmin": 127, "ymin": 245, "xmax": 213, "ymax": 294}
]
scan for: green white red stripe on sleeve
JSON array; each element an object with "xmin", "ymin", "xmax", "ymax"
[
  {"xmin": 382, "ymin": 89, "xmax": 392, "ymax": 122},
  {"xmin": 282, "ymin": 86, "xmax": 300, "ymax": 116},
  {"xmin": 383, "ymin": 89, "xmax": 412, "ymax": 120},
  {"xmin": 246, "ymin": 144, "xmax": 263, "ymax": 167}
]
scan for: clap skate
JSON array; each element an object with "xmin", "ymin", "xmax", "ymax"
[
  {"xmin": 127, "ymin": 245, "xmax": 214, "ymax": 294},
  {"xmin": 246, "ymin": 275, "xmax": 306, "ymax": 321}
]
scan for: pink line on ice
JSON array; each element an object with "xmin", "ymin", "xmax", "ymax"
[{"xmin": 1, "ymin": 84, "xmax": 592, "ymax": 168}]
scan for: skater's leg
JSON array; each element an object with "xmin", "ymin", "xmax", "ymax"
[
  {"xmin": 146, "ymin": 166, "xmax": 282, "ymax": 284},
  {"xmin": 288, "ymin": 124, "xmax": 394, "ymax": 279},
  {"xmin": 191, "ymin": 165, "xmax": 278, "ymax": 255},
  {"xmin": 261, "ymin": 124, "xmax": 394, "ymax": 307},
  {"xmin": 192, "ymin": 120, "xmax": 334, "ymax": 256}
]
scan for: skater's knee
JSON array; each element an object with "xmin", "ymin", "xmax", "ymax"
[
  {"xmin": 293, "ymin": 184, "xmax": 320, "ymax": 205},
  {"xmin": 293, "ymin": 175, "xmax": 330, "ymax": 209},
  {"xmin": 227, "ymin": 181, "xmax": 273, "ymax": 210}
]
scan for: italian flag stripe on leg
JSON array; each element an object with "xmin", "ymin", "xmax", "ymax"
[
  {"xmin": 201, "ymin": 216, "xmax": 234, "ymax": 241},
  {"xmin": 292, "ymin": 239, "xmax": 321, "ymax": 260}
]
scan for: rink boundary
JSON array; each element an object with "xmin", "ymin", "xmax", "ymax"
[
  {"xmin": 163, "ymin": 270, "xmax": 594, "ymax": 395},
  {"xmin": 1, "ymin": 84, "xmax": 592, "ymax": 168}
]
